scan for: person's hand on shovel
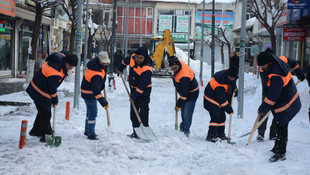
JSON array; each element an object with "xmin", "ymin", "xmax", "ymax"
[
  {"xmin": 104, "ymin": 104, "xmax": 109, "ymax": 110},
  {"xmin": 53, "ymin": 104, "xmax": 58, "ymax": 108}
]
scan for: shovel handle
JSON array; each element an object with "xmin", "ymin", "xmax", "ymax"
[
  {"xmin": 247, "ymin": 111, "xmax": 271, "ymax": 146},
  {"xmin": 175, "ymin": 89, "xmax": 178, "ymax": 130},
  {"xmin": 227, "ymin": 91, "xmax": 235, "ymax": 139},
  {"xmin": 103, "ymin": 88, "xmax": 111, "ymax": 126},
  {"xmin": 120, "ymin": 75, "xmax": 142, "ymax": 124},
  {"xmin": 52, "ymin": 106, "xmax": 56, "ymax": 133}
]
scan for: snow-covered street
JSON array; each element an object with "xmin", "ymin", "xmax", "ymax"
[{"xmin": 0, "ymin": 53, "xmax": 309, "ymax": 175}]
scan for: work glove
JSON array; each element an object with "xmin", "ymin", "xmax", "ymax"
[
  {"xmin": 174, "ymin": 106, "xmax": 179, "ymax": 112},
  {"xmin": 234, "ymin": 89, "xmax": 238, "ymax": 97},
  {"xmin": 104, "ymin": 104, "xmax": 109, "ymax": 110}
]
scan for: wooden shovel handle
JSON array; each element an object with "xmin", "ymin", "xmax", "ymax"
[
  {"xmin": 175, "ymin": 89, "xmax": 178, "ymax": 130},
  {"xmin": 103, "ymin": 88, "xmax": 111, "ymax": 126},
  {"xmin": 120, "ymin": 75, "xmax": 142, "ymax": 124}
]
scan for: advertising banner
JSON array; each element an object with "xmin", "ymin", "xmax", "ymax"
[
  {"xmin": 159, "ymin": 15, "xmax": 172, "ymax": 32},
  {"xmin": 195, "ymin": 11, "xmax": 234, "ymax": 40},
  {"xmin": 283, "ymin": 27, "xmax": 306, "ymax": 41},
  {"xmin": 287, "ymin": 0, "xmax": 308, "ymax": 9},
  {"xmin": 0, "ymin": 0, "xmax": 16, "ymax": 17},
  {"xmin": 176, "ymin": 16, "xmax": 189, "ymax": 33}
]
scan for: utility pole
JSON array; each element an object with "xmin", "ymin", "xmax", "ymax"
[
  {"xmin": 140, "ymin": 0, "xmax": 142, "ymax": 47},
  {"xmin": 211, "ymin": 0, "xmax": 215, "ymax": 77},
  {"xmin": 187, "ymin": 0, "xmax": 190, "ymax": 66},
  {"xmin": 124, "ymin": 0, "xmax": 129, "ymax": 79},
  {"xmin": 111, "ymin": 0, "xmax": 117, "ymax": 73},
  {"xmin": 238, "ymin": 0, "xmax": 247, "ymax": 118},
  {"xmin": 83, "ymin": 0, "xmax": 89, "ymax": 75},
  {"xmin": 74, "ymin": 0, "xmax": 82, "ymax": 109},
  {"xmin": 199, "ymin": 0, "xmax": 205, "ymax": 86}
]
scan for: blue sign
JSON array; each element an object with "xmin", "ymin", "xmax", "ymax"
[{"xmin": 288, "ymin": 0, "xmax": 308, "ymax": 9}]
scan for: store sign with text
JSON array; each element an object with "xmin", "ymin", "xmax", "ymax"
[
  {"xmin": 283, "ymin": 27, "xmax": 306, "ymax": 41},
  {"xmin": 0, "ymin": 0, "xmax": 15, "ymax": 17},
  {"xmin": 287, "ymin": 0, "xmax": 308, "ymax": 9}
]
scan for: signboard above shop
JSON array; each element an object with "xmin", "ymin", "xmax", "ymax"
[
  {"xmin": 0, "ymin": 0, "xmax": 16, "ymax": 17},
  {"xmin": 283, "ymin": 27, "xmax": 306, "ymax": 41},
  {"xmin": 288, "ymin": 0, "xmax": 309, "ymax": 9}
]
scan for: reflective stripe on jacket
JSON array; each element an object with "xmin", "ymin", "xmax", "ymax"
[
  {"xmin": 173, "ymin": 60, "xmax": 199, "ymax": 108},
  {"xmin": 258, "ymin": 58, "xmax": 301, "ymax": 126},
  {"xmin": 81, "ymin": 57, "xmax": 108, "ymax": 107},
  {"xmin": 203, "ymin": 69, "xmax": 234, "ymax": 114},
  {"xmin": 117, "ymin": 54, "xmax": 152, "ymax": 100},
  {"xmin": 26, "ymin": 52, "xmax": 67, "ymax": 111}
]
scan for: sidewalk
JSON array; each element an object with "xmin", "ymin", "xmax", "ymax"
[{"xmin": 0, "ymin": 78, "xmax": 25, "ymax": 95}]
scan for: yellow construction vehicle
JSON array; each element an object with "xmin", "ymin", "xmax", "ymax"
[{"xmin": 149, "ymin": 29, "xmax": 176, "ymax": 71}]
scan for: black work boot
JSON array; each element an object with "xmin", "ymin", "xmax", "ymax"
[
  {"xmin": 218, "ymin": 134, "xmax": 228, "ymax": 141},
  {"xmin": 269, "ymin": 153, "xmax": 286, "ymax": 162},
  {"xmin": 206, "ymin": 136, "xmax": 218, "ymax": 143},
  {"xmin": 257, "ymin": 132, "xmax": 264, "ymax": 141},
  {"xmin": 87, "ymin": 135, "xmax": 99, "ymax": 140},
  {"xmin": 127, "ymin": 132, "xmax": 139, "ymax": 139}
]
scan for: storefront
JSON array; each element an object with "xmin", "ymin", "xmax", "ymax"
[{"xmin": 0, "ymin": 0, "xmax": 16, "ymax": 76}]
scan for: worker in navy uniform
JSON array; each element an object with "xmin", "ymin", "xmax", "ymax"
[
  {"xmin": 117, "ymin": 47, "xmax": 153, "ymax": 138},
  {"xmin": 204, "ymin": 66, "xmax": 238, "ymax": 143},
  {"xmin": 168, "ymin": 56, "xmax": 199, "ymax": 137},
  {"xmin": 256, "ymin": 50, "xmax": 301, "ymax": 162},
  {"xmin": 81, "ymin": 51, "xmax": 110, "ymax": 140},
  {"xmin": 27, "ymin": 52, "xmax": 78, "ymax": 142},
  {"xmin": 256, "ymin": 48, "xmax": 305, "ymax": 141}
]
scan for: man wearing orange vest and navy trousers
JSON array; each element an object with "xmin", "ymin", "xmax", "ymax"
[
  {"xmin": 204, "ymin": 66, "xmax": 238, "ymax": 142},
  {"xmin": 27, "ymin": 52, "xmax": 78, "ymax": 142},
  {"xmin": 117, "ymin": 47, "xmax": 153, "ymax": 139},
  {"xmin": 81, "ymin": 51, "xmax": 110, "ymax": 140},
  {"xmin": 256, "ymin": 48, "xmax": 305, "ymax": 141},
  {"xmin": 256, "ymin": 49, "xmax": 302, "ymax": 162},
  {"xmin": 168, "ymin": 56, "xmax": 199, "ymax": 137}
]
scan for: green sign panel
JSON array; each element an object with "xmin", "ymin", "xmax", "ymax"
[{"xmin": 158, "ymin": 33, "xmax": 188, "ymax": 42}]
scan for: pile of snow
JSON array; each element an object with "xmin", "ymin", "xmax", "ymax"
[{"xmin": 0, "ymin": 50, "xmax": 309, "ymax": 174}]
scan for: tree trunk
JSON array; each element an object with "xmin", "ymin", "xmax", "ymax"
[
  {"xmin": 87, "ymin": 31, "xmax": 93, "ymax": 60},
  {"xmin": 69, "ymin": 24, "xmax": 76, "ymax": 54},
  {"xmin": 220, "ymin": 44, "xmax": 224, "ymax": 69},
  {"xmin": 30, "ymin": 4, "xmax": 43, "ymax": 61},
  {"xmin": 26, "ymin": 3, "xmax": 43, "ymax": 85},
  {"xmin": 269, "ymin": 28, "xmax": 277, "ymax": 52}
]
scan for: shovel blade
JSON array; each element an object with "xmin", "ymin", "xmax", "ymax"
[
  {"xmin": 45, "ymin": 134, "xmax": 54, "ymax": 145},
  {"xmin": 134, "ymin": 125, "xmax": 157, "ymax": 140},
  {"xmin": 45, "ymin": 134, "xmax": 62, "ymax": 147},
  {"xmin": 141, "ymin": 125, "xmax": 157, "ymax": 140}
]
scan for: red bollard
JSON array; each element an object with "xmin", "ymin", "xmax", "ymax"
[
  {"xmin": 65, "ymin": 101, "xmax": 70, "ymax": 121},
  {"xmin": 113, "ymin": 79, "xmax": 116, "ymax": 90},
  {"xmin": 19, "ymin": 120, "xmax": 28, "ymax": 149},
  {"xmin": 201, "ymin": 80, "xmax": 204, "ymax": 87}
]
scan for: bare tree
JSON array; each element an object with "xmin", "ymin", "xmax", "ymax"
[
  {"xmin": 250, "ymin": 0, "xmax": 286, "ymax": 52},
  {"xmin": 61, "ymin": 0, "xmax": 77, "ymax": 53},
  {"xmin": 216, "ymin": 26, "xmax": 232, "ymax": 67},
  {"xmin": 25, "ymin": 0, "xmax": 61, "ymax": 84},
  {"xmin": 30, "ymin": 0, "xmax": 62, "ymax": 61}
]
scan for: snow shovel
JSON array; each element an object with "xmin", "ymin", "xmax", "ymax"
[
  {"xmin": 245, "ymin": 80, "xmax": 301, "ymax": 146},
  {"xmin": 227, "ymin": 90, "xmax": 236, "ymax": 144},
  {"xmin": 120, "ymin": 75, "xmax": 157, "ymax": 140},
  {"xmin": 103, "ymin": 88, "xmax": 111, "ymax": 127},
  {"xmin": 175, "ymin": 89, "xmax": 178, "ymax": 130},
  {"xmin": 45, "ymin": 106, "xmax": 61, "ymax": 147}
]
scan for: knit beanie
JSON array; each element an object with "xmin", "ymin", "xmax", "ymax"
[
  {"xmin": 64, "ymin": 54, "xmax": 78, "ymax": 66},
  {"xmin": 227, "ymin": 65, "xmax": 238, "ymax": 79},
  {"xmin": 257, "ymin": 52, "xmax": 273, "ymax": 66},
  {"xmin": 168, "ymin": 56, "xmax": 180, "ymax": 66},
  {"xmin": 135, "ymin": 47, "xmax": 148, "ymax": 58}
]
